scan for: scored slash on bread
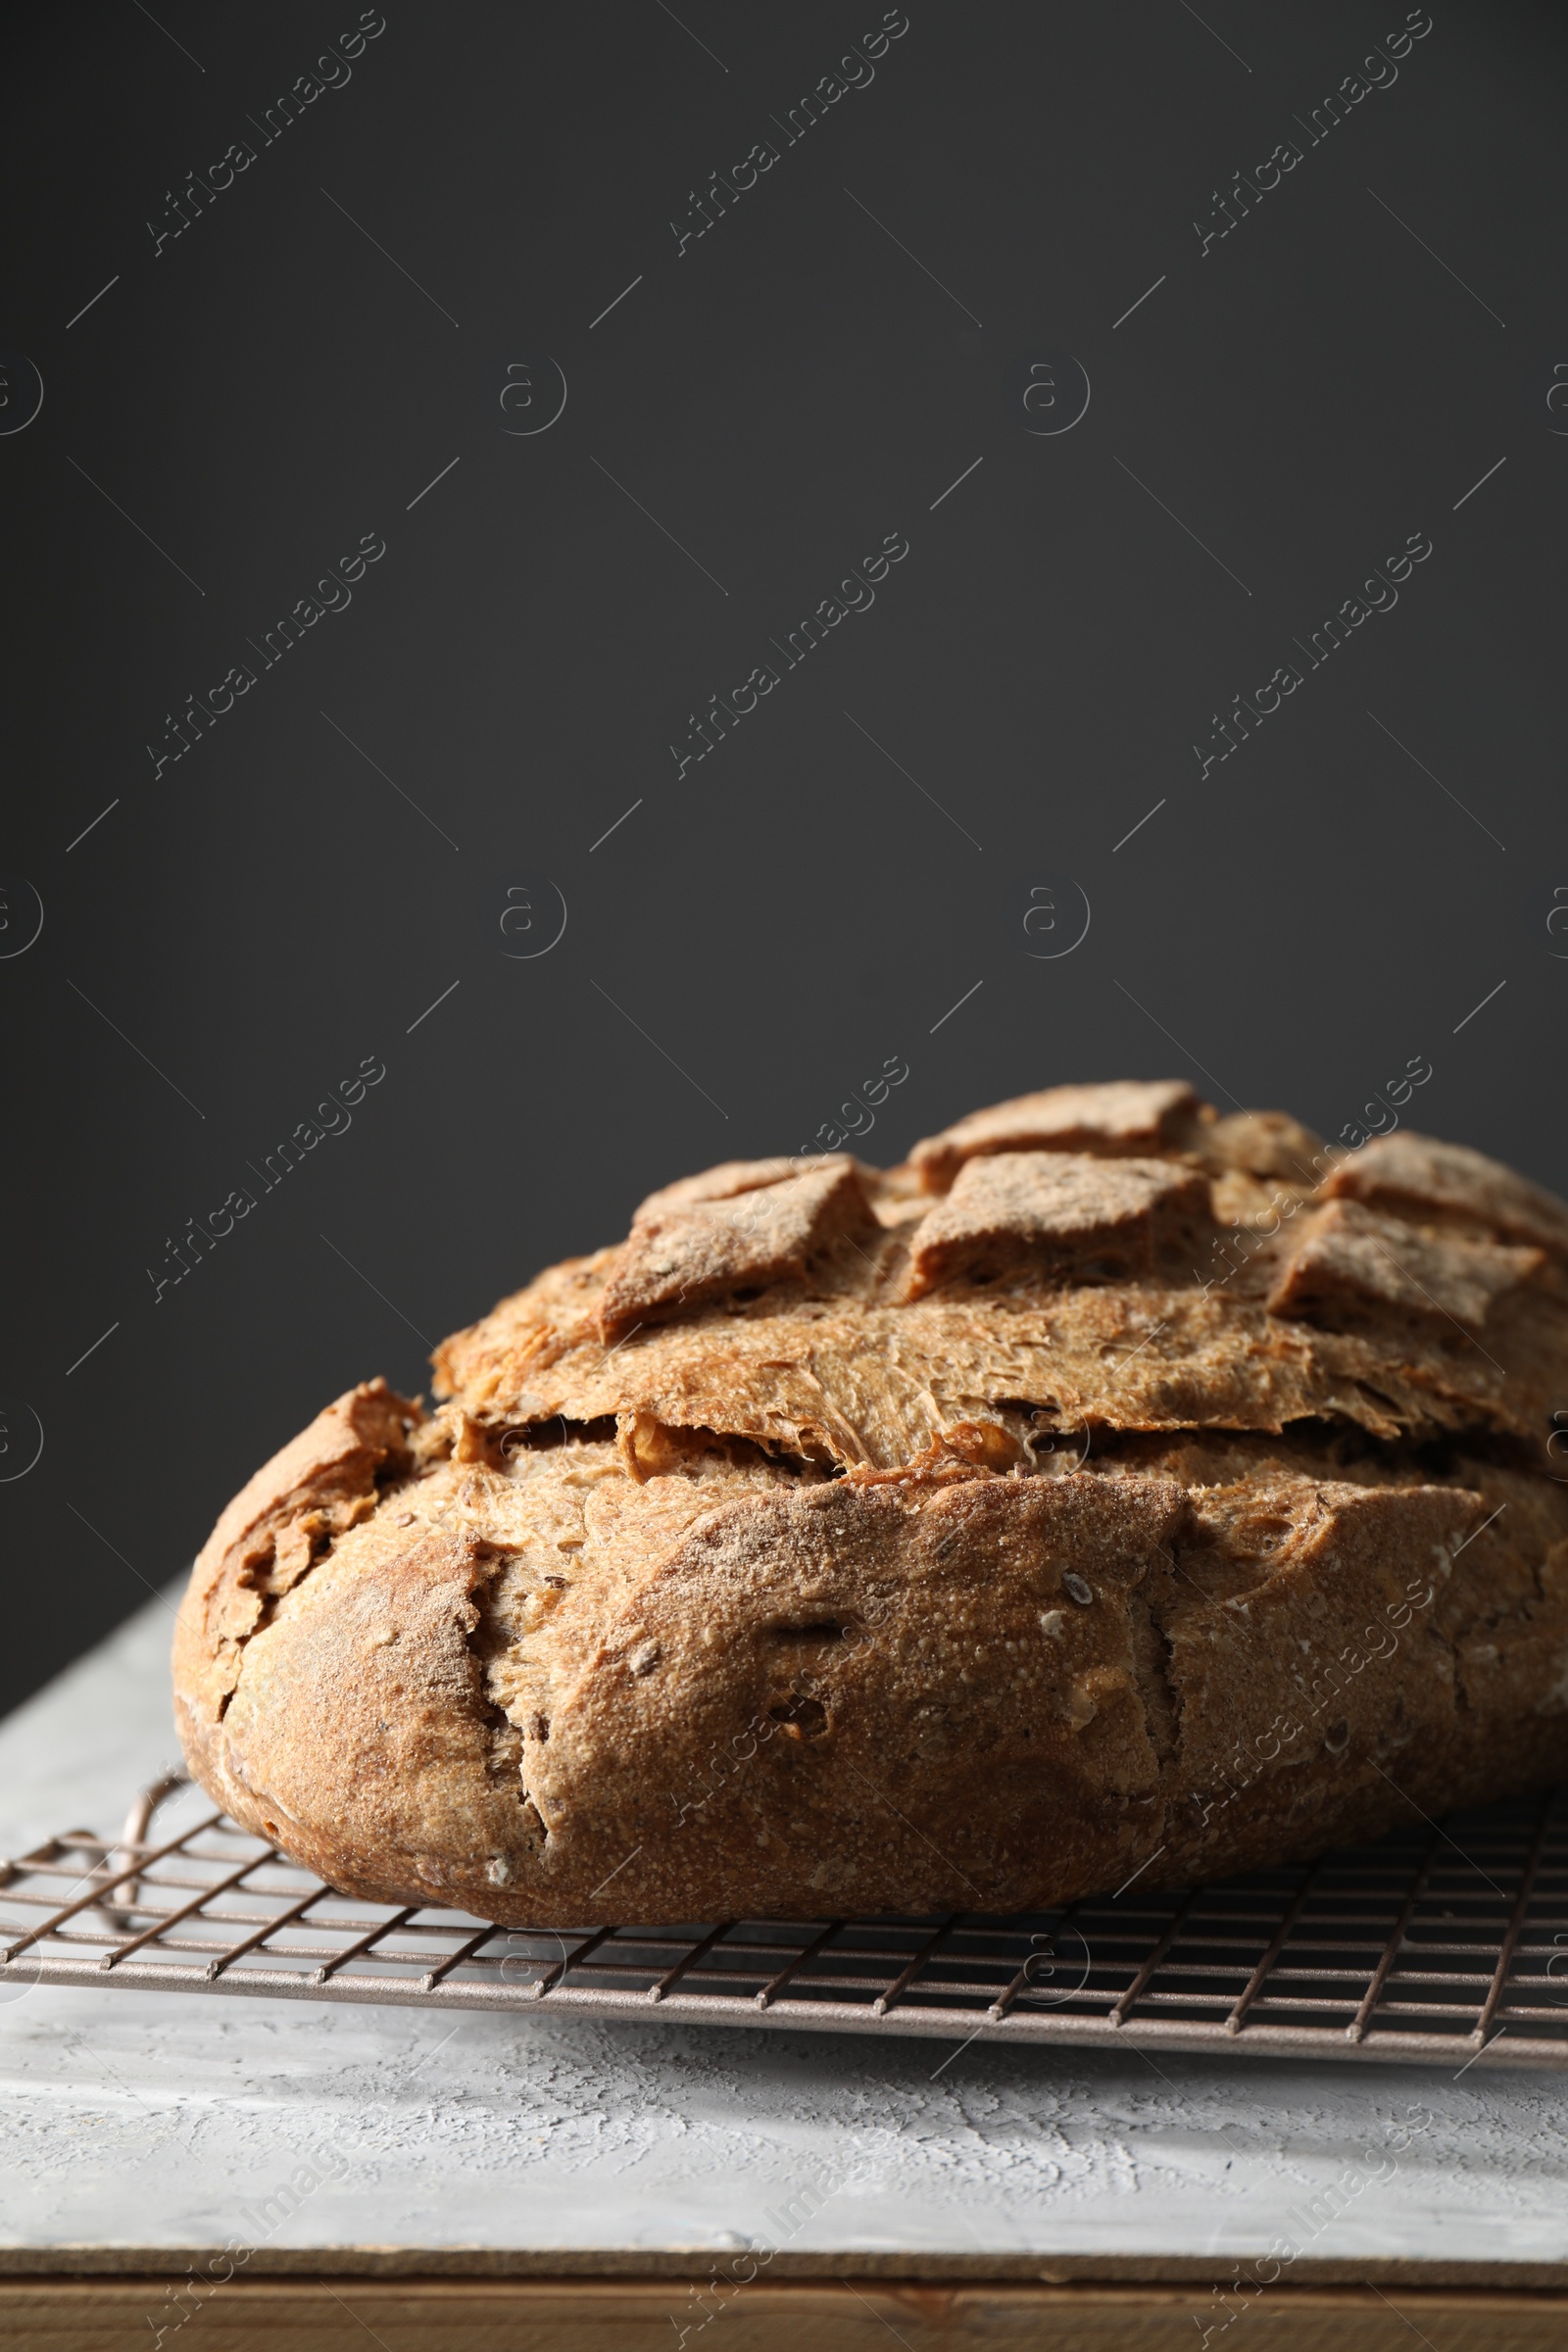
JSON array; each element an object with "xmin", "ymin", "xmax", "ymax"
[
  {"xmin": 902, "ymin": 1152, "xmax": 1214, "ymax": 1299},
  {"xmin": 173, "ymin": 1082, "xmax": 1568, "ymax": 1925},
  {"xmin": 1321, "ymin": 1131, "xmax": 1568, "ymax": 1256},
  {"xmin": 908, "ymin": 1077, "xmax": 1203, "ymax": 1190},
  {"xmin": 1265, "ymin": 1198, "xmax": 1543, "ymax": 1331},
  {"xmin": 597, "ymin": 1154, "xmax": 880, "ymax": 1342}
]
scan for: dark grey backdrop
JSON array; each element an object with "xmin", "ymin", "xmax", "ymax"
[{"xmin": 3, "ymin": 0, "xmax": 1563, "ymax": 1717}]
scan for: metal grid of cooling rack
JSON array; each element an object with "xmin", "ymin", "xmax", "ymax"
[{"xmin": 5, "ymin": 1777, "xmax": 1568, "ymax": 2066}]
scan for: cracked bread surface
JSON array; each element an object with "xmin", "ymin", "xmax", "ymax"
[{"xmin": 173, "ymin": 1082, "xmax": 1568, "ymax": 1923}]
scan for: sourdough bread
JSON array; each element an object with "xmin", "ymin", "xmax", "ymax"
[{"xmin": 173, "ymin": 1084, "xmax": 1568, "ymax": 1922}]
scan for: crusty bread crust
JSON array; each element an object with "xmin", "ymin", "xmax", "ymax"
[{"xmin": 174, "ymin": 1087, "xmax": 1568, "ymax": 1922}]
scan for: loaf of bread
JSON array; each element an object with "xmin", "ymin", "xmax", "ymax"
[{"xmin": 173, "ymin": 1082, "xmax": 1568, "ymax": 1924}]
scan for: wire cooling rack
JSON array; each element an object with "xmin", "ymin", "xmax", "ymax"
[{"xmin": 5, "ymin": 1777, "xmax": 1568, "ymax": 2067}]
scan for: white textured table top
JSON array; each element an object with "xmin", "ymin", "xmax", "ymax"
[{"xmin": 2, "ymin": 1587, "xmax": 1565, "ymax": 2277}]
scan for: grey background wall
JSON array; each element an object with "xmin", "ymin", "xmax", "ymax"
[{"xmin": 3, "ymin": 0, "xmax": 1562, "ymax": 1717}]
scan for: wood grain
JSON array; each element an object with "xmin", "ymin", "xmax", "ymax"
[{"xmin": 9, "ymin": 2275, "xmax": 1568, "ymax": 2351}]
